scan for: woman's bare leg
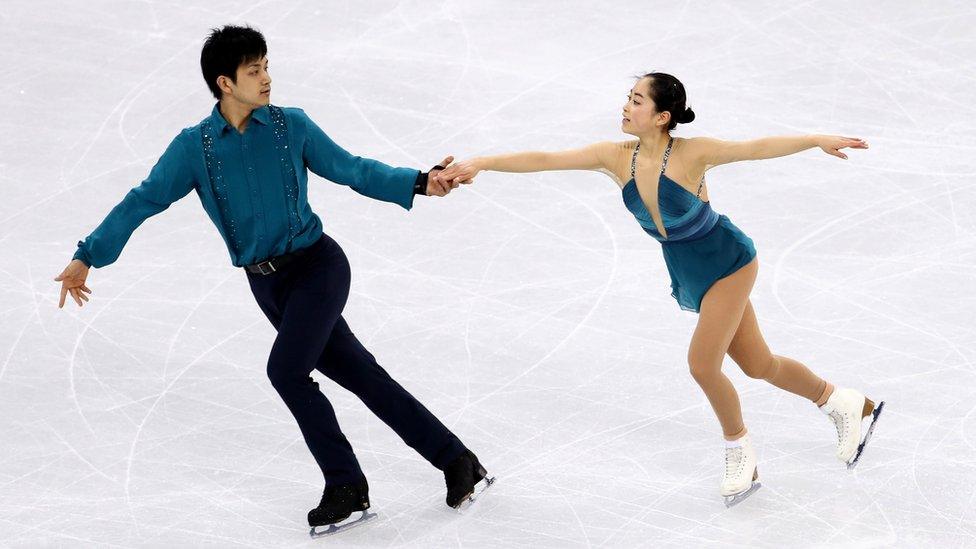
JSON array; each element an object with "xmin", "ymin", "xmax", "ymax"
[
  {"xmin": 726, "ymin": 300, "xmax": 833, "ymax": 404},
  {"xmin": 688, "ymin": 258, "xmax": 758, "ymax": 440}
]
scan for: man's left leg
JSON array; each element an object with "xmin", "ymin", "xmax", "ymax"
[{"xmin": 315, "ymin": 315, "xmax": 467, "ymax": 469}]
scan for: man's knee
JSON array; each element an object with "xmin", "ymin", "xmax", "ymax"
[
  {"xmin": 267, "ymin": 361, "xmax": 313, "ymax": 392},
  {"xmin": 320, "ymin": 342, "xmax": 385, "ymax": 383}
]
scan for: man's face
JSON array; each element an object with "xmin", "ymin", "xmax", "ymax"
[{"xmin": 222, "ymin": 56, "xmax": 271, "ymax": 107}]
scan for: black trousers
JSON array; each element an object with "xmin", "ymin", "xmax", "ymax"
[{"xmin": 246, "ymin": 232, "xmax": 466, "ymax": 485}]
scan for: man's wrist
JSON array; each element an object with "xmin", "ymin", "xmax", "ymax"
[
  {"xmin": 73, "ymin": 242, "xmax": 92, "ymax": 268},
  {"xmin": 413, "ymin": 170, "xmax": 428, "ymax": 196}
]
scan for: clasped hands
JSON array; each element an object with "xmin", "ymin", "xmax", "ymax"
[{"xmin": 424, "ymin": 155, "xmax": 480, "ymax": 197}]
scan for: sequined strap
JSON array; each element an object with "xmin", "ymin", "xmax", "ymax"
[
  {"xmin": 633, "ymin": 136, "xmax": 705, "ymax": 199},
  {"xmin": 630, "ymin": 142, "xmax": 639, "ymax": 178},
  {"xmin": 659, "ymin": 136, "xmax": 704, "ymax": 199},
  {"xmin": 201, "ymin": 121, "xmax": 215, "ymax": 177},
  {"xmin": 200, "ymin": 121, "xmax": 225, "ymax": 201},
  {"xmin": 632, "ymin": 137, "xmax": 676, "ymax": 179},
  {"xmin": 268, "ymin": 105, "xmax": 288, "ymax": 148},
  {"xmin": 268, "ymin": 105, "xmax": 301, "ymax": 240},
  {"xmin": 200, "ymin": 121, "xmax": 241, "ymax": 253},
  {"xmin": 660, "ymin": 136, "xmax": 674, "ymax": 174}
]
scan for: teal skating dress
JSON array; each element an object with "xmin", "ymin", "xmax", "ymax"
[{"xmin": 621, "ymin": 137, "xmax": 756, "ymax": 313}]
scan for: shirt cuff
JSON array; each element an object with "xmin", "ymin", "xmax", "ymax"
[
  {"xmin": 73, "ymin": 241, "xmax": 93, "ymax": 268},
  {"xmin": 413, "ymin": 170, "xmax": 427, "ymax": 196}
]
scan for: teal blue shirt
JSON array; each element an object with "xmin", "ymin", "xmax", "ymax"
[{"xmin": 73, "ymin": 104, "xmax": 419, "ymax": 268}]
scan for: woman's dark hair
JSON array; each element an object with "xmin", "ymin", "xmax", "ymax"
[
  {"xmin": 640, "ymin": 72, "xmax": 695, "ymax": 131},
  {"xmin": 200, "ymin": 25, "xmax": 267, "ymax": 99}
]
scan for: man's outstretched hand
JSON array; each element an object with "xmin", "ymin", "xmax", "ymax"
[
  {"xmin": 425, "ymin": 156, "xmax": 461, "ymax": 197},
  {"xmin": 54, "ymin": 259, "xmax": 92, "ymax": 308}
]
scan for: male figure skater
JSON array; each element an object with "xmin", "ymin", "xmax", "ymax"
[{"xmin": 54, "ymin": 25, "xmax": 492, "ymax": 535}]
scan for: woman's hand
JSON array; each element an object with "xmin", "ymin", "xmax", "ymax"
[
  {"xmin": 434, "ymin": 158, "xmax": 483, "ymax": 186},
  {"xmin": 54, "ymin": 259, "xmax": 92, "ymax": 308},
  {"xmin": 817, "ymin": 135, "xmax": 868, "ymax": 159},
  {"xmin": 425, "ymin": 155, "xmax": 458, "ymax": 197}
]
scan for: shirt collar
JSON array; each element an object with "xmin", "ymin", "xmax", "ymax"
[{"xmin": 209, "ymin": 103, "xmax": 271, "ymax": 135}]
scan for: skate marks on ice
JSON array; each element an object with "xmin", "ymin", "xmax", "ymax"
[
  {"xmin": 309, "ymin": 510, "xmax": 378, "ymax": 538},
  {"xmin": 6, "ymin": 0, "xmax": 975, "ymax": 546},
  {"xmin": 848, "ymin": 400, "xmax": 886, "ymax": 471}
]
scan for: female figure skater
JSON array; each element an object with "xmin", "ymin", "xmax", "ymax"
[{"xmin": 434, "ymin": 72, "xmax": 884, "ymax": 507}]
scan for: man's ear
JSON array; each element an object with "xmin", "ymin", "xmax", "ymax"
[{"xmin": 217, "ymin": 75, "xmax": 234, "ymax": 96}]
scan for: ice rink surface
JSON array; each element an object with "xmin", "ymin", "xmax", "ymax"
[{"xmin": 2, "ymin": 1, "xmax": 975, "ymax": 547}]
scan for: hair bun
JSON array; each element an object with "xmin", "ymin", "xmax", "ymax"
[{"xmin": 679, "ymin": 107, "xmax": 696, "ymax": 124}]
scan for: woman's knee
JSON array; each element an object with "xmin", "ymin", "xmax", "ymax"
[
  {"xmin": 687, "ymin": 352, "xmax": 722, "ymax": 385},
  {"xmin": 738, "ymin": 354, "xmax": 778, "ymax": 380}
]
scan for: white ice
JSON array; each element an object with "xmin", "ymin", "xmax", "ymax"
[{"xmin": 2, "ymin": 1, "xmax": 975, "ymax": 547}]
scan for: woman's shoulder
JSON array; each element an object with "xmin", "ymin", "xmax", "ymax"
[
  {"xmin": 593, "ymin": 141, "xmax": 638, "ymax": 187},
  {"xmin": 603, "ymin": 140, "xmax": 638, "ymax": 162},
  {"xmin": 617, "ymin": 139, "xmax": 639, "ymax": 152},
  {"xmin": 673, "ymin": 135, "xmax": 719, "ymax": 153}
]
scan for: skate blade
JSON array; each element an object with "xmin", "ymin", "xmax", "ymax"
[
  {"xmin": 848, "ymin": 400, "xmax": 885, "ymax": 470},
  {"xmin": 309, "ymin": 510, "xmax": 377, "ymax": 538},
  {"xmin": 723, "ymin": 481, "xmax": 762, "ymax": 508},
  {"xmin": 453, "ymin": 475, "xmax": 497, "ymax": 512}
]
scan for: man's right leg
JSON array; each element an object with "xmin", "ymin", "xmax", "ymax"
[
  {"xmin": 315, "ymin": 316, "xmax": 466, "ymax": 470},
  {"xmin": 246, "ymin": 247, "xmax": 365, "ymax": 485}
]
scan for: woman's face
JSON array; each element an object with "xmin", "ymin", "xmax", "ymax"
[{"xmin": 621, "ymin": 77, "xmax": 667, "ymax": 136}]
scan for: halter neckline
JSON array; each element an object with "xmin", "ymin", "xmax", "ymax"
[
  {"xmin": 629, "ymin": 137, "xmax": 704, "ymax": 200},
  {"xmin": 630, "ymin": 137, "xmax": 673, "ymax": 180}
]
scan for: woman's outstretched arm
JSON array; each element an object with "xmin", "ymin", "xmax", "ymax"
[
  {"xmin": 434, "ymin": 142, "xmax": 618, "ymax": 185},
  {"xmin": 685, "ymin": 135, "xmax": 868, "ymax": 172}
]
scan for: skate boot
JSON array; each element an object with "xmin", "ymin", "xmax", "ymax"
[
  {"xmin": 720, "ymin": 434, "xmax": 761, "ymax": 508},
  {"xmin": 308, "ymin": 478, "xmax": 375, "ymax": 537},
  {"xmin": 444, "ymin": 449, "xmax": 495, "ymax": 510},
  {"xmin": 820, "ymin": 387, "xmax": 885, "ymax": 470}
]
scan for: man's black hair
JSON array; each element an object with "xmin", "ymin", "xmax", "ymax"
[{"xmin": 200, "ymin": 25, "xmax": 267, "ymax": 99}]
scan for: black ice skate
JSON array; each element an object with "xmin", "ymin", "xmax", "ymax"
[
  {"xmin": 444, "ymin": 449, "xmax": 495, "ymax": 511},
  {"xmin": 308, "ymin": 479, "xmax": 376, "ymax": 537}
]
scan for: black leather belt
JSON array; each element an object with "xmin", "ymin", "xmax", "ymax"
[{"xmin": 244, "ymin": 244, "xmax": 314, "ymax": 275}]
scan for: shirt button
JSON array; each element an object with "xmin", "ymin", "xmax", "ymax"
[
  {"xmin": 248, "ymin": 167, "xmax": 254, "ymax": 172},
  {"xmin": 256, "ymin": 213, "xmax": 263, "ymax": 218}
]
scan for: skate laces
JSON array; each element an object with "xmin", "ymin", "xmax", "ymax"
[
  {"xmin": 828, "ymin": 409, "xmax": 850, "ymax": 443},
  {"xmin": 724, "ymin": 446, "xmax": 745, "ymax": 478}
]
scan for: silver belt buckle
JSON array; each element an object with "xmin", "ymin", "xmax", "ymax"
[{"xmin": 258, "ymin": 260, "xmax": 277, "ymax": 275}]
